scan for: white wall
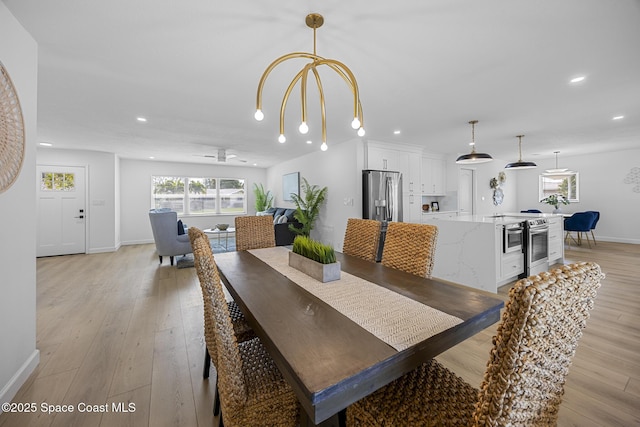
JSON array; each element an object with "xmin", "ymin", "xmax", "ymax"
[
  {"xmin": 515, "ymin": 148, "xmax": 640, "ymax": 244},
  {"xmin": 0, "ymin": 2, "xmax": 39, "ymax": 408},
  {"xmin": 119, "ymin": 159, "xmax": 268, "ymax": 244},
  {"xmin": 266, "ymin": 139, "xmax": 364, "ymax": 249},
  {"xmin": 36, "ymin": 148, "xmax": 119, "ymax": 253}
]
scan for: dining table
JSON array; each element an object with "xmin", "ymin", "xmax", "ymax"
[{"xmin": 214, "ymin": 247, "xmax": 504, "ymax": 426}]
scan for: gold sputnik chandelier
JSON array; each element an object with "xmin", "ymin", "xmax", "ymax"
[{"xmin": 254, "ymin": 13, "xmax": 365, "ymax": 151}]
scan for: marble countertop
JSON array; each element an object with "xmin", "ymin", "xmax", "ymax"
[{"xmin": 442, "ymin": 212, "xmax": 563, "ymax": 225}]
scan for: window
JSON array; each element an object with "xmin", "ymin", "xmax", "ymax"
[
  {"xmin": 539, "ymin": 172, "xmax": 579, "ymax": 202},
  {"xmin": 41, "ymin": 172, "xmax": 75, "ymax": 191},
  {"xmin": 152, "ymin": 176, "xmax": 245, "ymax": 215}
]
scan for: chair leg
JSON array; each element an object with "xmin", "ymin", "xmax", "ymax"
[
  {"xmin": 565, "ymin": 231, "xmax": 579, "ymax": 247},
  {"xmin": 591, "ymin": 230, "xmax": 597, "ymax": 245},
  {"xmin": 214, "ymin": 386, "xmax": 221, "ymax": 416},
  {"xmin": 170, "ymin": 255, "xmax": 174, "ymax": 266},
  {"xmin": 203, "ymin": 348, "xmax": 210, "ymax": 379},
  {"xmin": 158, "ymin": 255, "xmax": 163, "ymax": 264}
]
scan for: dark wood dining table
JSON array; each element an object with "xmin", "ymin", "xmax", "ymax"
[{"xmin": 214, "ymin": 249, "xmax": 504, "ymax": 426}]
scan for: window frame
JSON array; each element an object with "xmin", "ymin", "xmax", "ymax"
[
  {"xmin": 539, "ymin": 172, "xmax": 580, "ymax": 203},
  {"xmin": 151, "ymin": 175, "xmax": 246, "ymax": 216}
]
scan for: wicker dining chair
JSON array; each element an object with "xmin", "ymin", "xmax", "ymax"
[
  {"xmin": 342, "ymin": 218, "xmax": 382, "ymax": 262},
  {"xmin": 347, "ymin": 262, "xmax": 603, "ymax": 427},
  {"xmin": 235, "ymin": 216, "xmax": 276, "ymax": 251},
  {"xmin": 192, "ymin": 234, "xmax": 299, "ymax": 427},
  {"xmin": 188, "ymin": 227, "xmax": 255, "ymax": 416},
  {"xmin": 381, "ymin": 222, "xmax": 438, "ymax": 278}
]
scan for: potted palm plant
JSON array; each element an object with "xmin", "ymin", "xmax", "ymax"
[
  {"xmin": 288, "ymin": 235, "xmax": 340, "ymax": 283},
  {"xmin": 289, "ymin": 177, "xmax": 328, "ymax": 237},
  {"xmin": 540, "ymin": 193, "xmax": 569, "ymax": 213},
  {"xmin": 253, "ymin": 183, "xmax": 273, "ymax": 213}
]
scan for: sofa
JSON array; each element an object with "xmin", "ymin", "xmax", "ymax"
[{"xmin": 262, "ymin": 207, "xmax": 303, "ymax": 246}]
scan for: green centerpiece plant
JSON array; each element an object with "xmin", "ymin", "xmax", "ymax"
[
  {"xmin": 292, "ymin": 235, "xmax": 336, "ymax": 264},
  {"xmin": 289, "ymin": 235, "xmax": 340, "ymax": 282}
]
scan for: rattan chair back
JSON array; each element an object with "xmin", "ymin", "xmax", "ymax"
[
  {"xmin": 475, "ymin": 262, "xmax": 603, "ymax": 425},
  {"xmin": 192, "ymin": 228, "xmax": 298, "ymax": 426},
  {"xmin": 347, "ymin": 262, "xmax": 603, "ymax": 426},
  {"xmin": 381, "ymin": 222, "xmax": 438, "ymax": 278},
  {"xmin": 189, "ymin": 227, "xmax": 221, "ymax": 364},
  {"xmin": 235, "ymin": 216, "xmax": 276, "ymax": 251},
  {"xmin": 342, "ymin": 218, "xmax": 382, "ymax": 262}
]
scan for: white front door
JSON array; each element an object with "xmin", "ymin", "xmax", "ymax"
[
  {"xmin": 458, "ymin": 168, "xmax": 475, "ymax": 216},
  {"xmin": 36, "ymin": 165, "xmax": 87, "ymax": 257}
]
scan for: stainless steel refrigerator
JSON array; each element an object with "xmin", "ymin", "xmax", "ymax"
[
  {"xmin": 362, "ymin": 169, "xmax": 403, "ymax": 222},
  {"xmin": 362, "ymin": 169, "xmax": 403, "ymax": 261}
]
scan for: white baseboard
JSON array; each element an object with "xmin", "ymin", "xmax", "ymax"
[
  {"xmin": 0, "ymin": 349, "xmax": 40, "ymax": 412},
  {"xmin": 120, "ymin": 239, "xmax": 155, "ymax": 246}
]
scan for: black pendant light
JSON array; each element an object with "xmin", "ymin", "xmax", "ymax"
[
  {"xmin": 504, "ymin": 135, "xmax": 537, "ymax": 170},
  {"xmin": 456, "ymin": 120, "xmax": 493, "ymax": 164}
]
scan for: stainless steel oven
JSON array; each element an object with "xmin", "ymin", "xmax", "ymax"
[
  {"xmin": 525, "ymin": 218, "xmax": 549, "ymax": 276},
  {"xmin": 503, "ymin": 222, "xmax": 524, "ymax": 254}
]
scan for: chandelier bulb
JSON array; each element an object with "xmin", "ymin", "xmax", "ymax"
[
  {"xmin": 278, "ymin": 134, "xmax": 286, "ymax": 143},
  {"xmin": 320, "ymin": 142, "xmax": 328, "ymax": 151},
  {"xmin": 254, "ymin": 109, "xmax": 264, "ymax": 121},
  {"xmin": 351, "ymin": 117, "xmax": 361, "ymax": 130},
  {"xmin": 299, "ymin": 122, "xmax": 309, "ymax": 134},
  {"xmin": 357, "ymin": 127, "xmax": 365, "ymax": 137}
]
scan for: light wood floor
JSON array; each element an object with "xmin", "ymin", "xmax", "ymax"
[{"xmin": 1, "ymin": 241, "xmax": 639, "ymax": 426}]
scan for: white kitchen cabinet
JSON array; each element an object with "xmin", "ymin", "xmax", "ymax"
[
  {"xmin": 367, "ymin": 146, "xmax": 399, "ymax": 171},
  {"xmin": 547, "ymin": 216, "xmax": 564, "ymax": 264},
  {"xmin": 400, "ymin": 153, "xmax": 422, "ymax": 223},
  {"xmin": 422, "ymin": 211, "xmax": 458, "ymax": 221},
  {"xmin": 403, "ymin": 192, "xmax": 422, "ymax": 223},
  {"xmin": 421, "ymin": 155, "xmax": 446, "ymax": 196},
  {"xmin": 500, "ymin": 251, "xmax": 525, "ymax": 281}
]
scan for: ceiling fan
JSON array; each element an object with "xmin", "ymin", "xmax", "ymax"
[{"xmin": 196, "ymin": 148, "xmax": 247, "ymax": 163}]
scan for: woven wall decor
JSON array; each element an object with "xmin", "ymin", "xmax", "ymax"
[{"xmin": 0, "ymin": 61, "xmax": 26, "ymax": 194}]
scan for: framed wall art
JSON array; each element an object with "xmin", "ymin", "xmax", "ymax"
[{"xmin": 282, "ymin": 172, "xmax": 300, "ymax": 201}]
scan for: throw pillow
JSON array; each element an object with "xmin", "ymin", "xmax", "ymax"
[
  {"xmin": 273, "ymin": 214, "xmax": 282, "ymax": 224},
  {"xmin": 278, "ymin": 215, "xmax": 288, "ymax": 224},
  {"xmin": 177, "ymin": 219, "xmax": 185, "ymax": 235}
]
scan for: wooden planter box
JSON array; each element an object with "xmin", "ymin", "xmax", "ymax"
[{"xmin": 288, "ymin": 251, "xmax": 341, "ymax": 283}]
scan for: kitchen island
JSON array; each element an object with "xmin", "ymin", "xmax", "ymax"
[{"xmin": 423, "ymin": 213, "xmax": 564, "ymax": 293}]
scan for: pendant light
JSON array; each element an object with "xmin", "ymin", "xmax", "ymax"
[
  {"xmin": 544, "ymin": 151, "xmax": 569, "ymax": 174},
  {"xmin": 456, "ymin": 120, "xmax": 493, "ymax": 164},
  {"xmin": 504, "ymin": 135, "xmax": 537, "ymax": 169},
  {"xmin": 254, "ymin": 13, "xmax": 365, "ymax": 152}
]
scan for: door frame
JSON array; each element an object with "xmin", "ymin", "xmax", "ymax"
[
  {"xmin": 458, "ymin": 167, "xmax": 477, "ymax": 216},
  {"xmin": 36, "ymin": 164, "xmax": 89, "ymax": 256}
]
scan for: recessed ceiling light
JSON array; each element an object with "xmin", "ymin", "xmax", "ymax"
[
  {"xmin": 306, "ymin": 140, "xmax": 312, "ymax": 144},
  {"xmin": 612, "ymin": 115, "xmax": 624, "ymax": 120},
  {"xmin": 393, "ymin": 130, "xmax": 401, "ymax": 135},
  {"xmin": 570, "ymin": 76, "xmax": 586, "ymax": 84},
  {"xmin": 149, "ymin": 156, "xmax": 155, "ymax": 159},
  {"xmin": 253, "ymin": 163, "xmax": 258, "ymax": 166},
  {"xmin": 137, "ymin": 117, "xmax": 147, "ymax": 122},
  {"xmin": 39, "ymin": 142, "xmax": 53, "ymax": 147}
]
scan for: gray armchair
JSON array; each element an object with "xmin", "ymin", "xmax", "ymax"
[{"xmin": 149, "ymin": 208, "xmax": 192, "ymax": 265}]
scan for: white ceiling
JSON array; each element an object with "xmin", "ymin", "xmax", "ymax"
[{"xmin": 4, "ymin": 0, "xmax": 640, "ymax": 168}]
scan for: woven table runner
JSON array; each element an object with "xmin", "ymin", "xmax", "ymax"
[{"xmin": 248, "ymin": 247, "xmax": 463, "ymax": 351}]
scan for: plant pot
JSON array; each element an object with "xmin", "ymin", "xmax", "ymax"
[{"xmin": 288, "ymin": 251, "xmax": 341, "ymax": 283}]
